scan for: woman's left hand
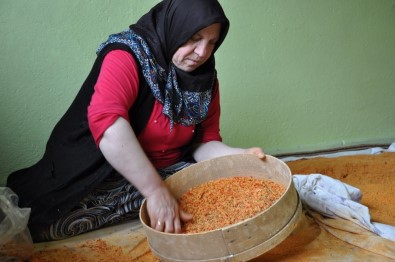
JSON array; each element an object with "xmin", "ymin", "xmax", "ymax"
[
  {"xmin": 245, "ymin": 147, "xmax": 265, "ymax": 159},
  {"xmin": 193, "ymin": 141, "xmax": 266, "ymax": 162}
]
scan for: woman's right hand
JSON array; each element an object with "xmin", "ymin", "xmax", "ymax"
[
  {"xmin": 146, "ymin": 185, "xmax": 192, "ymax": 233},
  {"xmin": 99, "ymin": 117, "xmax": 192, "ymax": 233}
]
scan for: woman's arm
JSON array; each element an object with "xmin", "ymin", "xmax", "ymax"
[
  {"xmin": 190, "ymin": 82, "xmax": 264, "ymax": 162},
  {"xmin": 192, "ymin": 141, "xmax": 265, "ymax": 162},
  {"xmin": 88, "ymin": 50, "xmax": 191, "ymax": 233},
  {"xmin": 99, "ymin": 117, "xmax": 191, "ymax": 233}
]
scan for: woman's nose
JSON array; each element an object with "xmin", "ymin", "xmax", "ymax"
[{"xmin": 195, "ymin": 43, "xmax": 210, "ymax": 58}]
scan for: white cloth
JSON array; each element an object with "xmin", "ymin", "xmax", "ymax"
[{"xmin": 293, "ymin": 174, "xmax": 395, "ymax": 242}]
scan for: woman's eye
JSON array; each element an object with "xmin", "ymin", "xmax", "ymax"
[{"xmin": 191, "ymin": 36, "xmax": 200, "ymax": 42}]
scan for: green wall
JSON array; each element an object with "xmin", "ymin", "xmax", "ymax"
[{"xmin": 1, "ymin": 0, "xmax": 395, "ymax": 185}]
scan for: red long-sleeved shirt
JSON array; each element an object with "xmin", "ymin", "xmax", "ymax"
[{"xmin": 88, "ymin": 50, "xmax": 222, "ymax": 168}]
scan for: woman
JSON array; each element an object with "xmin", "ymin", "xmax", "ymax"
[{"xmin": 7, "ymin": 0, "xmax": 265, "ymax": 242}]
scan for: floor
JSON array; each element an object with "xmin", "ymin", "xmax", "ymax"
[
  {"xmin": 31, "ymin": 152, "xmax": 395, "ymax": 261},
  {"xmin": 256, "ymin": 151, "xmax": 395, "ymax": 261}
]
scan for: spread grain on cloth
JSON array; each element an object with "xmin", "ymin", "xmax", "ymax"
[{"xmin": 179, "ymin": 176, "xmax": 285, "ymax": 233}]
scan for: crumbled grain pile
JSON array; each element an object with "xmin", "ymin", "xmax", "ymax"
[{"xmin": 179, "ymin": 176, "xmax": 285, "ymax": 233}]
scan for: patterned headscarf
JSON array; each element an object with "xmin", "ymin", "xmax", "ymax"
[{"xmin": 97, "ymin": 0, "xmax": 229, "ymax": 128}]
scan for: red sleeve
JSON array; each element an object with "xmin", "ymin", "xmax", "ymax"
[
  {"xmin": 88, "ymin": 50, "xmax": 140, "ymax": 145},
  {"xmin": 196, "ymin": 81, "xmax": 222, "ymax": 143}
]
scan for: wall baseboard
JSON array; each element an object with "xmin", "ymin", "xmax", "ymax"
[{"xmin": 271, "ymin": 138, "xmax": 395, "ymax": 158}]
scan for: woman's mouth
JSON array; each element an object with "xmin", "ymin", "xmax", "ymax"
[{"xmin": 188, "ymin": 59, "xmax": 199, "ymax": 65}]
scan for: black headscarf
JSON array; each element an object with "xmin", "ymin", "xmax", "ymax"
[
  {"xmin": 131, "ymin": 0, "xmax": 229, "ymax": 73},
  {"xmin": 99, "ymin": 0, "xmax": 229, "ymax": 127}
]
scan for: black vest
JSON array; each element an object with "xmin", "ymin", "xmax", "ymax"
[{"xmin": 7, "ymin": 43, "xmax": 158, "ymax": 226}]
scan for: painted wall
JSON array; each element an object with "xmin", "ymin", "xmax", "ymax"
[{"xmin": 1, "ymin": 0, "xmax": 394, "ymax": 185}]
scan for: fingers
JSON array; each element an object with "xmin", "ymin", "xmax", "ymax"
[
  {"xmin": 163, "ymin": 218, "xmax": 176, "ymax": 233},
  {"xmin": 173, "ymin": 217, "xmax": 182, "ymax": 233},
  {"xmin": 180, "ymin": 210, "xmax": 193, "ymax": 222},
  {"xmin": 246, "ymin": 147, "xmax": 266, "ymax": 159},
  {"xmin": 160, "ymin": 210, "xmax": 191, "ymax": 233},
  {"xmin": 154, "ymin": 219, "xmax": 165, "ymax": 232},
  {"xmin": 146, "ymin": 189, "xmax": 190, "ymax": 234},
  {"xmin": 151, "ymin": 217, "xmax": 180, "ymax": 233},
  {"xmin": 150, "ymin": 210, "xmax": 189, "ymax": 233},
  {"xmin": 257, "ymin": 151, "xmax": 266, "ymax": 159}
]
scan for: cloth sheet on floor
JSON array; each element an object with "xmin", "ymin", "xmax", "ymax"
[
  {"xmin": 30, "ymin": 144, "xmax": 395, "ymax": 261},
  {"xmin": 279, "ymin": 142, "xmax": 395, "ymax": 260},
  {"xmin": 293, "ymin": 174, "xmax": 395, "ymax": 260}
]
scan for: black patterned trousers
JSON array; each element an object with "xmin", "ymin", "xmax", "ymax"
[{"xmin": 33, "ymin": 161, "xmax": 194, "ymax": 242}]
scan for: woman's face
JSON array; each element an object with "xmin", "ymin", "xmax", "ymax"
[{"xmin": 172, "ymin": 23, "xmax": 221, "ymax": 72}]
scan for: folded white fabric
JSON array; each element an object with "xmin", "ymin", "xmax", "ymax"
[{"xmin": 293, "ymin": 174, "xmax": 395, "ymax": 242}]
